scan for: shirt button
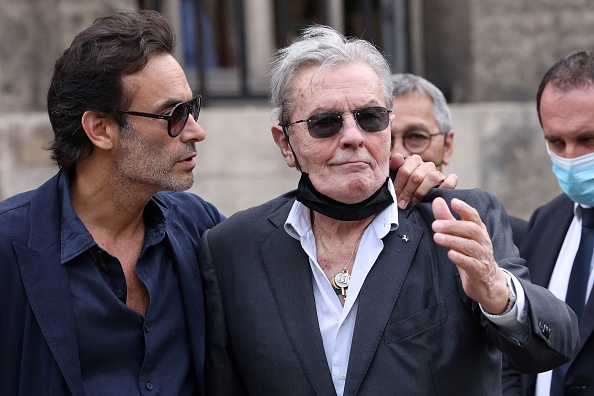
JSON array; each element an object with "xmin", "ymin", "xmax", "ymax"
[
  {"xmin": 146, "ymin": 382, "xmax": 153, "ymax": 390},
  {"xmin": 144, "ymin": 324, "xmax": 150, "ymax": 333},
  {"xmin": 339, "ymin": 372, "xmax": 347, "ymax": 380},
  {"xmin": 115, "ymin": 290, "xmax": 124, "ymax": 298}
]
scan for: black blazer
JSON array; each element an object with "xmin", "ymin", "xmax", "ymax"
[
  {"xmin": 200, "ymin": 188, "xmax": 579, "ymax": 396},
  {"xmin": 509, "ymin": 215, "xmax": 528, "ymax": 249},
  {"xmin": 503, "ymin": 194, "xmax": 594, "ymax": 395}
]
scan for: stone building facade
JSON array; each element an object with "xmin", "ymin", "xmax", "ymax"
[
  {"xmin": 424, "ymin": 0, "xmax": 594, "ymax": 103},
  {"xmin": 2, "ymin": 0, "xmax": 592, "ymax": 218}
]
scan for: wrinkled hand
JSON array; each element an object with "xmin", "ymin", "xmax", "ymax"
[
  {"xmin": 390, "ymin": 153, "xmax": 458, "ymax": 209},
  {"xmin": 431, "ymin": 197, "xmax": 508, "ymax": 314}
]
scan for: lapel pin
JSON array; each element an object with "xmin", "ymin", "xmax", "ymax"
[{"xmin": 401, "ymin": 234, "xmax": 409, "ymax": 242}]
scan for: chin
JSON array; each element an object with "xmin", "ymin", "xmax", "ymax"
[
  {"xmin": 164, "ymin": 175, "xmax": 194, "ymax": 192},
  {"xmin": 333, "ymin": 183, "xmax": 377, "ymax": 204}
]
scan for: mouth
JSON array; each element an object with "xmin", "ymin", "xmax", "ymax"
[
  {"xmin": 175, "ymin": 152, "xmax": 197, "ymax": 170},
  {"xmin": 333, "ymin": 160, "xmax": 370, "ymax": 167},
  {"xmin": 178, "ymin": 152, "xmax": 196, "ymax": 163}
]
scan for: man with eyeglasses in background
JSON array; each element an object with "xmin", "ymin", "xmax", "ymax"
[
  {"xmin": 0, "ymin": 10, "xmax": 460, "ymax": 396},
  {"xmin": 390, "ymin": 74, "xmax": 454, "ymax": 172},
  {"xmin": 390, "ymin": 73, "xmax": 528, "ymax": 248}
]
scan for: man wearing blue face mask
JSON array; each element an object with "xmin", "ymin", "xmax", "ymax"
[{"xmin": 502, "ymin": 50, "xmax": 594, "ymax": 395}]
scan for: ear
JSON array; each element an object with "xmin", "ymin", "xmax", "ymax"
[
  {"xmin": 441, "ymin": 129, "xmax": 455, "ymax": 166},
  {"xmin": 81, "ymin": 110, "xmax": 117, "ymax": 150},
  {"xmin": 271, "ymin": 125, "xmax": 296, "ymax": 168}
]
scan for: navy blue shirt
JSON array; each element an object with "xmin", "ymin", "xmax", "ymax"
[{"xmin": 59, "ymin": 173, "xmax": 196, "ymax": 395}]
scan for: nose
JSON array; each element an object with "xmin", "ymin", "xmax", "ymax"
[
  {"xmin": 339, "ymin": 113, "xmax": 364, "ymax": 147},
  {"xmin": 180, "ymin": 116, "xmax": 206, "ymax": 143}
]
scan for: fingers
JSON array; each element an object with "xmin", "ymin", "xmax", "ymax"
[
  {"xmin": 389, "ymin": 152, "xmax": 405, "ymax": 170},
  {"xmin": 440, "ymin": 173, "xmax": 458, "ymax": 189},
  {"xmin": 450, "ymin": 198, "xmax": 483, "ymax": 224},
  {"xmin": 432, "ymin": 198, "xmax": 489, "ymax": 250},
  {"xmin": 392, "ymin": 155, "xmax": 446, "ymax": 209},
  {"xmin": 431, "ymin": 198, "xmax": 505, "ymax": 307}
]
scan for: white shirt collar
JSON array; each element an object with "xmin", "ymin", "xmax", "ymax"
[{"xmin": 284, "ymin": 179, "xmax": 399, "ymax": 240}]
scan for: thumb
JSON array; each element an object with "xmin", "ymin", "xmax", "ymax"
[{"xmin": 389, "ymin": 152, "xmax": 405, "ymax": 174}]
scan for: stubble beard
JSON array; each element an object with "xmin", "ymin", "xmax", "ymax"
[{"xmin": 116, "ymin": 131, "xmax": 196, "ymax": 193}]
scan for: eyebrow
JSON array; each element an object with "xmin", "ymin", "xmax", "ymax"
[
  {"xmin": 153, "ymin": 97, "xmax": 190, "ymax": 114},
  {"xmin": 398, "ymin": 123, "xmax": 432, "ymax": 133}
]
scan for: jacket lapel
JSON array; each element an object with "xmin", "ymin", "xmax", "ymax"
[
  {"xmin": 15, "ymin": 174, "xmax": 85, "ymax": 396},
  {"xmin": 526, "ymin": 197, "xmax": 574, "ymax": 287},
  {"xmin": 165, "ymin": 207, "xmax": 206, "ymax": 392},
  {"xmin": 344, "ymin": 215, "xmax": 424, "ymax": 395},
  {"xmin": 579, "ymin": 292, "xmax": 594, "ymax": 350},
  {"xmin": 259, "ymin": 201, "xmax": 337, "ymax": 396}
]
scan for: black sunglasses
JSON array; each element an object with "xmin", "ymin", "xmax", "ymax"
[
  {"xmin": 282, "ymin": 106, "xmax": 392, "ymax": 139},
  {"xmin": 116, "ymin": 95, "xmax": 201, "ymax": 138}
]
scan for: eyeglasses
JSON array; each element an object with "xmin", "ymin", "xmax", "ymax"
[
  {"xmin": 392, "ymin": 129, "xmax": 443, "ymax": 154},
  {"xmin": 282, "ymin": 106, "xmax": 392, "ymax": 139},
  {"xmin": 116, "ymin": 95, "xmax": 201, "ymax": 138}
]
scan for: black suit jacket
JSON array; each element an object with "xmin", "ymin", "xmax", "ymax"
[
  {"xmin": 200, "ymin": 188, "xmax": 579, "ymax": 396},
  {"xmin": 503, "ymin": 194, "xmax": 594, "ymax": 395},
  {"xmin": 509, "ymin": 215, "xmax": 528, "ymax": 249}
]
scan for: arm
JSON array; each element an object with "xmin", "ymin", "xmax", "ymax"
[
  {"xmin": 430, "ymin": 192, "xmax": 579, "ymax": 373},
  {"xmin": 390, "ymin": 153, "xmax": 458, "ymax": 209}
]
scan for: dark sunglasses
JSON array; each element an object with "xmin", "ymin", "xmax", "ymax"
[
  {"xmin": 116, "ymin": 95, "xmax": 201, "ymax": 138},
  {"xmin": 282, "ymin": 106, "xmax": 392, "ymax": 139}
]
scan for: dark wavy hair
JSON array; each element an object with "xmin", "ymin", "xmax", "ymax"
[
  {"xmin": 47, "ymin": 10, "xmax": 175, "ymax": 169},
  {"xmin": 536, "ymin": 50, "xmax": 594, "ymax": 126}
]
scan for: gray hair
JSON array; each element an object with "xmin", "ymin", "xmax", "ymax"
[
  {"xmin": 269, "ymin": 25, "xmax": 393, "ymax": 127},
  {"xmin": 391, "ymin": 73, "xmax": 452, "ymax": 133}
]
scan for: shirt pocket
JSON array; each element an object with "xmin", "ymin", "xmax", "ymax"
[{"xmin": 384, "ymin": 300, "xmax": 448, "ymax": 344}]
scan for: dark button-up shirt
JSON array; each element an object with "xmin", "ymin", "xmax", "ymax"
[{"xmin": 59, "ymin": 172, "xmax": 196, "ymax": 395}]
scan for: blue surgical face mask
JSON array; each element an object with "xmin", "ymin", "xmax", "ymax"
[{"xmin": 547, "ymin": 145, "xmax": 594, "ymax": 206}]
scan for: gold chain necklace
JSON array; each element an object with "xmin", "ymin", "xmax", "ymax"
[{"xmin": 314, "ymin": 223, "xmax": 366, "ymax": 299}]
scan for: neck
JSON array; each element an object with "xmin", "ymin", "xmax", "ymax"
[
  {"xmin": 312, "ymin": 211, "xmax": 374, "ymax": 239},
  {"xmin": 70, "ymin": 164, "xmax": 149, "ymax": 241},
  {"xmin": 312, "ymin": 211, "xmax": 373, "ymax": 304}
]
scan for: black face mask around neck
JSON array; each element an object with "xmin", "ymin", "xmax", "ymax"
[{"xmin": 296, "ymin": 172, "xmax": 394, "ymax": 221}]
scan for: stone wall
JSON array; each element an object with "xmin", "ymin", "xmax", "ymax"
[
  {"xmin": 470, "ymin": 0, "xmax": 594, "ymax": 102},
  {"xmin": 0, "ymin": 0, "xmax": 136, "ymax": 113},
  {"xmin": 0, "ymin": 0, "xmax": 136, "ymax": 198},
  {"xmin": 424, "ymin": 0, "xmax": 594, "ymax": 102},
  {"xmin": 0, "ymin": 103, "xmax": 560, "ymax": 220},
  {"xmin": 0, "ymin": 0, "xmax": 571, "ymax": 218},
  {"xmin": 447, "ymin": 102, "xmax": 560, "ymax": 220}
]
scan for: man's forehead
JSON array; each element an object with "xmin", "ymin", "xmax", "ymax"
[
  {"xmin": 393, "ymin": 91, "xmax": 433, "ymax": 108},
  {"xmin": 393, "ymin": 94, "xmax": 437, "ymax": 124},
  {"xmin": 121, "ymin": 54, "xmax": 191, "ymax": 106},
  {"xmin": 292, "ymin": 67, "xmax": 385, "ymax": 112}
]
